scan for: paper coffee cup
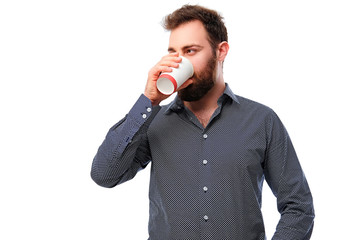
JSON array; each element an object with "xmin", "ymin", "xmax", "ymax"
[{"xmin": 156, "ymin": 56, "xmax": 194, "ymax": 95}]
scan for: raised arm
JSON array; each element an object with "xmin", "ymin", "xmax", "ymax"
[
  {"xmin": 91, "ymin": 52, "xmax": 187, "ymax": 188},
  {"xmin": 91, "ymin": 95, "xmax": 160, "ymax": 187}
]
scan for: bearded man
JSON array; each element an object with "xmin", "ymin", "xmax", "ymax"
[{"xmin": 91, "ymin": 5, "xmax": 314, "ymax": 240}]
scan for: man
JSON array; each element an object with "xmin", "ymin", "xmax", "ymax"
[{"xmin": 91, "ymin": 5, "xmax": 315, "ymax": 239}]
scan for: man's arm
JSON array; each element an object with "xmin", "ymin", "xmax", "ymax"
[
  {"xmin": 91, "ymin": 94, "xmax": 160, "ymax": 188},
  {"xmin": 264, "ymin": 111, "xmax": 315, "ymax": 240},
  {"xmin": 91, "ymin": 52, "xmax": 189, "ymax": 188}
]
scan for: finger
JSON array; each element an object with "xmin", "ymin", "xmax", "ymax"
[
  {"xmin": 157, "ymin": 65, "xmax": 174, "ymax": 73},
  {"xmin": 159, "ymin": 60, "xmax": 180, "ymax": 68},
  {"xmin": 149, "ymin": 66, "xmax": 173, "ymax": 80},
  {"xmin": 160, "ymin": 56, "xmax": 182, "ymax": 64},
  {"xmin": 168, "ymin": 52, "xmax": 179, "ymax": 57}
]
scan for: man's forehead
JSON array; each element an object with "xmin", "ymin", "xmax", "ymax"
[{"xmin": 168, "ymin": 21, "xmax": 209, "ymax": 50}]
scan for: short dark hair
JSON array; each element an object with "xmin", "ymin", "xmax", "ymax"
[{"xmin": 163, "ymin": 5, "xmax": 228, "ymax": 52}]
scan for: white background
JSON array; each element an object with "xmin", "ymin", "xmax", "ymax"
[{"xmin": 1, "ymin": 0, "xmax": 359, "ymax": 239}]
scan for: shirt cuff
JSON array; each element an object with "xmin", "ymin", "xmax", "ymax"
[{"xmin": 128, "ymin": 94, "xmax": 154, "ymax": 127}]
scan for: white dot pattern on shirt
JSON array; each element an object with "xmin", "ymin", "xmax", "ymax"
[
  {"xmin": 143, "ymin": 94, "xmax": 312, "ymax": 239},
  {"xmin": 147, "ymin": 101, "xmax": 270, "ymax": 239},
  {"xmin": 91, "ymin": 91, "xmax": 314, "ymax": 239}
]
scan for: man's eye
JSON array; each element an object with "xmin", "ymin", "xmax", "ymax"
[{"xmin": 186, "ymin": 49, "xmax": 196, "ymax": 54}]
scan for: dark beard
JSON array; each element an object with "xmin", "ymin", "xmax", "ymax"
[{"xmin": 178, "ymin": 55, "xmax": 217, "ymax": 102}]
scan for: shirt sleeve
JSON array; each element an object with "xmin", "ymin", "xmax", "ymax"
[
  {"xmin": 91, "ymin": 94, "xmax": 160, "ymax": 188},
  {"xmin": 264, "ymin": 111, "xmax": 315, "ymax": 240}
]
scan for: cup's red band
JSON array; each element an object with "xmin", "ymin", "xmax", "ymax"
[{"xmin": 159, "ymin": 74, "xmax": 177, "ymax": 93}]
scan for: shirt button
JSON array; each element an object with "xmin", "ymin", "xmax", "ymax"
[
  {"xmin": 203, "ymin": 160, "xmax": 208, "ymax": 165},
  {"xmin": 203, "ymin": 134, "xmax": 208, "ymax": 139},
  {"xmin": 203, "ymin": 186, "xmax": 208, "ymax": 192},
  {"xmin": 142, "ymin": 114, "xmax": 147, "ymax": 119},
  {"xmin": 146, "ymin": 107, "xmax": 152, "ymax": 113},
  {"xmin": 204, "ymin": 215, "xmax": 209, "ymax": 221}
]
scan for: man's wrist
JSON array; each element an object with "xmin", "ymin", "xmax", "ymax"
[{"xmin": 143, "ymin": 93, "xmax": 161, "ymax": 106}]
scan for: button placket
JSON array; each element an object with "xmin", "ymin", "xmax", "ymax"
[{"xmin": 199, "ymin": 131, "xmax": 211, "ymax": 229}]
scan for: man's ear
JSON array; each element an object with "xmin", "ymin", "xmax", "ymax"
[{"xmin": 217, "ymin": 41, "xmax": 230, "ymax": 62}]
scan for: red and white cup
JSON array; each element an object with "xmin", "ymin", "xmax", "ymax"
[{"xmin": 156, "ymin": 56, "xmax": 194, "ymax": 95}]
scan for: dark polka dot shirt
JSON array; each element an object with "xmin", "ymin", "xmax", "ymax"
[{"xmin": 91, "ymin": 84, "xmax": 315, "ymax": 240}]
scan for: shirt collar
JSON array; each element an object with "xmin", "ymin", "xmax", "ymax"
[
  {"xmin": 164, "ymin": 83, "xmax": 239, "ymax": 114},
  {"xmin": 223, "ymin": 83, "xmax": 240, "ymax": 104}
]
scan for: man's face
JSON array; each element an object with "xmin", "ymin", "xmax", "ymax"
[{"xmin": 168, "ymin": 20, "xmax": 218, "ymax": 102}]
